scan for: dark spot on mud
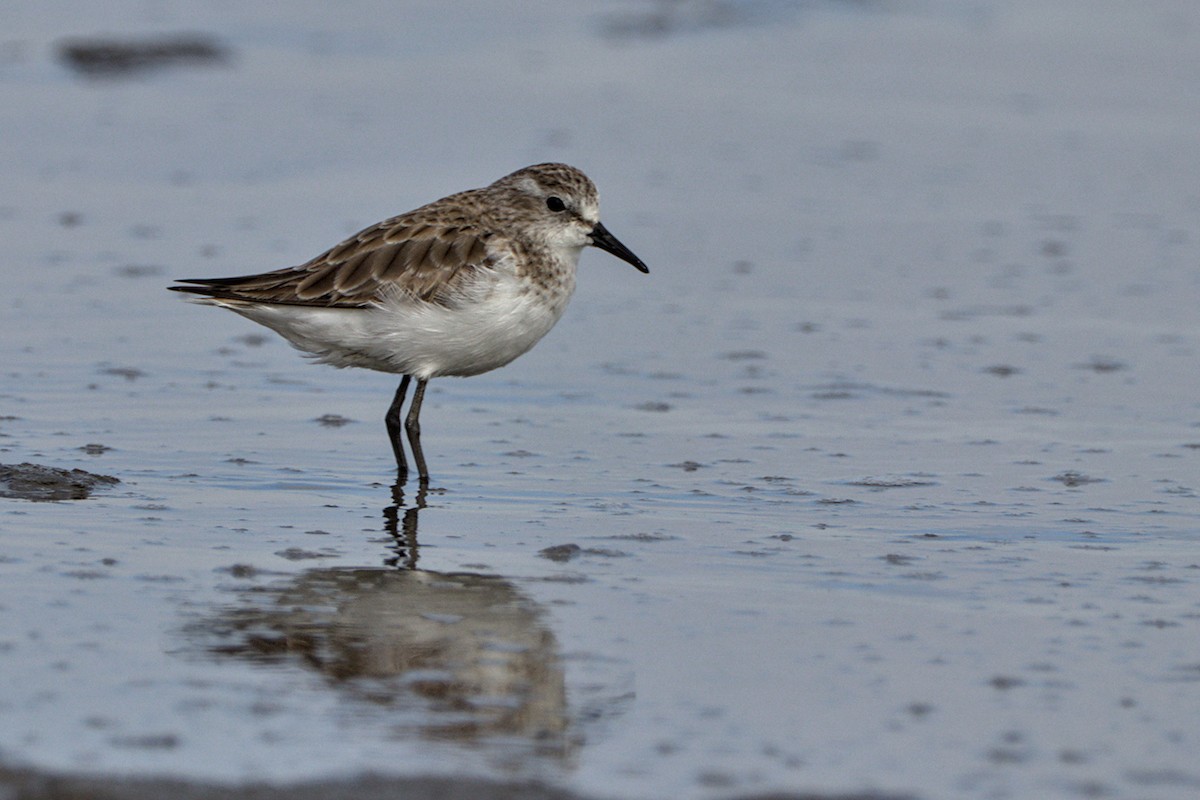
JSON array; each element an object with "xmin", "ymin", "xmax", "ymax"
[
  {"xmin": 846, "ymin": 477, "xmax": 936, "ymax": 489},
  {"xmin": 603, "ymin": 532, "xmax": 678, "ymax": 542},
  {"xmin": 1040, "ymin": 239, "xmax": 1069, "ymax": 257},
  {"xmin": 219, "ymin": 564, "xmax": 262, "ymax": 578},
  {"xmin": 314, "ymin": 414, "xmax": 355, "ymax": 428},
  {"xmin": 57, "ymin": 34, "xmax": 230, "ymax": 78},
  {"xmin": 940, "ymin": 304, "xmax": 1032, "ymax": 321},
  {"xmin": 1051, "ymin": 471, "xmax": 1103, "ymax": 487},
  {"xmin": 100, "ymin": 366, "xmax": 146, "ymax": 381},
  {"xmin": 0, "ymin": 462, "xmax": 119, "ymax": 501},
  {"xmin": 720, "ymin": 350, "xmax": 767, "ymax": 361},
  {"xmin": 1075, "ymin": 356, "xmax": 1127, "ymax": 373},
  {"xmin": 907, "ymin": 702, "xmax": 935, "ymax": 718},
  {"xmin": 114, "ymin": 264, "xmax": 165, "ymax": 278},
  {"xmin": 109, "ymin": 733, "xmax": 180, "ymax": 749},
  {"xmin": 538, "ymin": 544, "xmax": 628, "ymax": 562},
  {"xmin": 274, "ymin": 548, "xmax": 338, "ymax": 561}
]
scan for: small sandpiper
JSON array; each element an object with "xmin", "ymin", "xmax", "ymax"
[{"xmin": 170, "ymin": 163, "xmax": 648, "ymax": 483}]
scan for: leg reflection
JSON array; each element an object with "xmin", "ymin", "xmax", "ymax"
[{"xmin": 383, "ymin": 478, "xmax": 428, "ymax": 570}]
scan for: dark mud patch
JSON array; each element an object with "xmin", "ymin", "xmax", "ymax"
[
  {"xmin": 0, "ymin": 463, "xmax": 119, "ymax": 501},
  {"xmin": 538, "ymin": 544, "xmax": 629, "ymax": 562},
  {"xmin": 0, "ymin": 767, "xmax": 579, "ymax": 800},
  {"xmin": 313, "ymin": 414, "xmax": 355, "ymax": 428},
  {"xmin": 844, "ymin": 476, "xmax": 937, "ymax": 490},
  {"xmin": 0, "ymin": 764, "xmax": 916, "ymax": 800},
  {"xmin": 57, "ymin": 34, "xmax": 229, "ymax": 78},
  {"xmin": 1050, "ymin": 470, "xmax": 1104, "ymax": 487}
]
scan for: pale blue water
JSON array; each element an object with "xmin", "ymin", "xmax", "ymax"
[{"xmin": 2, "ymin": 2, "xmax": 1199, "ymax": 798}]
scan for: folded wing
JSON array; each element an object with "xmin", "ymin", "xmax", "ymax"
[{"xmin": 171, "ymin": 214, "xmax": 495, "ymax": 308}]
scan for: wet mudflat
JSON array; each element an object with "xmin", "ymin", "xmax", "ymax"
[{"xmin": 2, "ymin": 2, "xmax": 1199, "ymax": 799}]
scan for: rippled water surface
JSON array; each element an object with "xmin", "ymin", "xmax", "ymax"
[{"xmin": 3, "ymin": 2, "xmax": 1199, "ymax": 799}]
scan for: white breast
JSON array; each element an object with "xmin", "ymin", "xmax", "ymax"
[{"xmin": 218, "ymin": 263, "xmax": 577, "ymax": 380}]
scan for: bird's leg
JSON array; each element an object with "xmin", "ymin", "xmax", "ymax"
[
  {"xmin": 386, "ymin": 375, "xmax": 411, "ymax": 477},
  {"xmin": 405, "ymin": 378, "xmax": 429, "ymax": 483}
]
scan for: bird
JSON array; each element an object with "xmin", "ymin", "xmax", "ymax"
[{"xmin": 170, "ymin": 163, "xmax": 648, "ymax": 483}]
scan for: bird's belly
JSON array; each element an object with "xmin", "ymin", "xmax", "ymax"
[
  {"xmin": 227, "ymin": 279, "xmax": 574, "ymax": 379},
  {"xmin": 379, "ymin": 286, "xmax": 572, "ymax": 378}
]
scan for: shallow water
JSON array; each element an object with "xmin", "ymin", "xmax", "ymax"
[{"xmin": 3, "ymin": 2, "xmax": 1200, "ymax": 799}]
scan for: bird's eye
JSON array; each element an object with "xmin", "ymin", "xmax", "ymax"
[{"xmin": 546, "ymin": 196, "xmax": 567, "ymax": 212}]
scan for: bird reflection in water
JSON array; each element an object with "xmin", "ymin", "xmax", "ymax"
[
  {"xmin": 382, "ymin": 477, "xmax": 426, "ymax": 570},
  {"xmin": 190, "ymin": 480, "xmax": 573, "ymax": 758}
]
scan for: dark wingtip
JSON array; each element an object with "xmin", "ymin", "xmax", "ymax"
[
  {"xmin": 168, "ymin": 276, "xmax": 249, "ymax": 297},
  {"xmin": 169, "ymin": 284, "xmax": 212, "ymax": 295}
]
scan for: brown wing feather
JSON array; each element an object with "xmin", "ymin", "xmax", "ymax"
[{"xmin": 170, "ymin": 201, "xmax": 496, "ymax": 308}]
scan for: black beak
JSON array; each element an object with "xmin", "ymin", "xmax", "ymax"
[{"xmin": 590, "ymin": 222, "xmax": 649, "ymax": 274}]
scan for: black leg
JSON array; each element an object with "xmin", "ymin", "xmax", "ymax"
[
  {"xmin": 405, "ymin": 378, "xmax": 429, "ymax": 483},
  {"xmin": 386, "ymin": 375, "xmax": 411, "ymax": 476}
]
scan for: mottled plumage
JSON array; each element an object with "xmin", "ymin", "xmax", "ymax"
[{"xmin": 170, "ymin": 163, "xmax": 648, "ymax": 482}]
